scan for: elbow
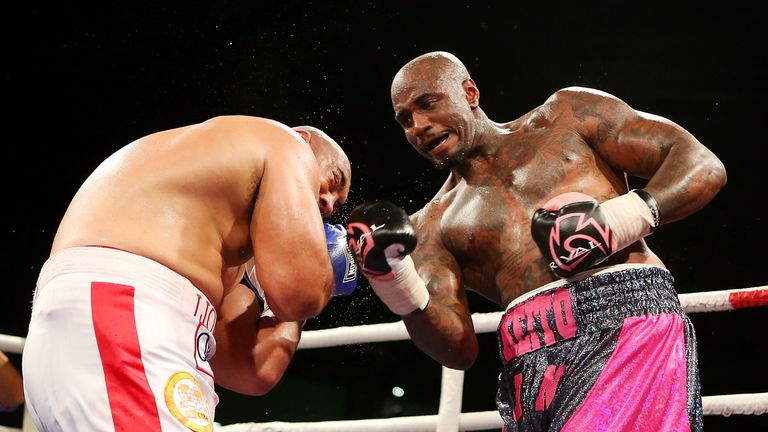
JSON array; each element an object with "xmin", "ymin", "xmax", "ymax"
[
  {"xmin": 270, "ymin": 286, "xmax": 329, "ymax": 321},
  {"xmin": 711, "ymin": 160, "xmax": 728, "ymax": 191},
  {"xmin": 431, "ymin": 330, "xmax": 478, "ymax": 370},
  {"xmin": 260, "ymin": 272, "xmax": 332, "ymax": 322},
  {"xmin": 0, "ymin": 399, "xmax": 24, "ymax": 413},
  {"xmin": 444, "ymin": 339, "xmax": 479, "ymax": 371},
  {"xmin": 444, "ymin": 355, "xmax": 476, "ymax": 371},
  {"xmin": 230, "ymin": 375, "xmax": 281, "ymax": 397},
  {"xmin": 230, "ymin": 352, "xmax": 297, "ymax": 396},
  {"xmin": 245, "ymin": 335, "xmax": 300, "ymax": 395},
  {"xmin": 697, "ymin": 150, "xmax": 727, "ymax": 193},
  {"xmin": 243, "ymin": 370, "xmax": 285, "ymax": 396}
]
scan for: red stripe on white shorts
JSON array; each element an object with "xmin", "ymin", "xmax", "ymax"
[{"xmin": 91, "ymin": 281, "xmax": 162, "ymax": 431}]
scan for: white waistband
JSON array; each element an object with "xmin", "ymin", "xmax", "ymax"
[
  {"xmin": 36, "ymin": 246, "xmax": 205, "ymax": 305},
  {"xmin": 505, "ymin": 263, "xmax": 666, "ymax": 311}
]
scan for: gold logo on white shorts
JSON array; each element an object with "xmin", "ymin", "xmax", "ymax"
[{"xmin": 164, "ymin": 371, "xmax": 213, "ymax": 432}]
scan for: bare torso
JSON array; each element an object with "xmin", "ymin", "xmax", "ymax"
[
  {"xmin": 51, "ymin": 116, "xmax": 271, "ymax": 307},
  {"xmin": 413, "ymin": 109, "xmax": 663, "ymax": 307}
]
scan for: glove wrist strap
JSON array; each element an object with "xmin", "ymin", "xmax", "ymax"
[{"xmin": 630, "ymin": 189, "xmax": 660, "ymax": 233}]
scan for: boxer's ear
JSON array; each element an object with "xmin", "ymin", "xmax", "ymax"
[
  {"xmin": 293, "ymin": 128, "xmax": 311, "ymax": 143},
  {"xmin": 462, "ymin": 78, "xmax": 479, "ymax": 108}
]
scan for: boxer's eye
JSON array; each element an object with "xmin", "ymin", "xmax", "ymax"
[
  {"xmin": 330, "ymin": 170, "xmax": 342, "ymax": 189},
  {"xmin": 396, "ymin": 112, "xmax": 411, "ymax": 128}
]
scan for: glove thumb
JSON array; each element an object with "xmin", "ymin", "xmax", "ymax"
[{"xmin": 384, "ymin": 243, "xmax": 408, "ymax": 272}]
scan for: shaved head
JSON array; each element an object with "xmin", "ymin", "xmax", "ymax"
[
  {"xmin": 293, "ymin": 125, "xmax": 342, "ymax": 154},
  {"xmin": 292, "ymin": 125, "xmax": 349, "ymax": 177},
  {"xmin": 292, "ymin": 125, "xmax": 352, "ymax": 216},
  {"xmin": 389, "ymin": 51, "xmax": 485, "ymax": 169},
  {"xmin": 391, "ymin": 51, "xmax": 471, "ymax": 102}
]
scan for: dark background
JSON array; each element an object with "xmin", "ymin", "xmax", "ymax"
[{"xmin": 2, "ymin": 1, "xmax": 766, "ymax": 430}]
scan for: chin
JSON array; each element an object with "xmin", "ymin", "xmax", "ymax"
[{"xmin": 434, "ymin": 151, "xmax": 465, "ymax": 170}]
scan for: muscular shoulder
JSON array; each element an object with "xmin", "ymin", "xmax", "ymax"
[
  {"xmin": 203, "ymin": 116, "xmax": 305, "ymax": 148},
  {"xmin": 411, "ymin": 172, "xmax": 458, "ymax": 229},
  {"xmin": 204, "ymin": 116, "xmax": 314, "ymax": 163},
  {"xmin": 544, "ymin": 87, "xmax": 633, "ymax": 119},
  {"xmin": 535, "ymin": 86, "xmax": 637, "ymax": 136},
  {"xmin": 545, "ymin": 86, "xmax": 621, "ymax": 105}
]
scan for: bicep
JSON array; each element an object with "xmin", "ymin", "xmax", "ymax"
[
  {"xmin": 606, "ymin": 111, "xmax": 687, "ymax": 179},
  {"xmin": 555, "ymin": 87, "xmax": 683, "ymax": 178},
  {"xmin": 252, "ymin": 142, "xmax": 324, "ymax": 251}
]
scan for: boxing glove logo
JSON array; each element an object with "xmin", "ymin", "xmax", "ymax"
[
  {"xmin": 547, "ymin": 211, "xmax": 612, "ymax": 272},
  {"xmin": 341, "ymin": 246, "xmax": 358, "ymax": 283},
  {"xmin": 345, "ymin": 200, "xmax": 418, "ymax": 280},
  {"xmin": 532, "ymin": 199, "xmax": 615, "ymax": 278},
  {"xmin": 346, "ymin": 222, "xmax": 389, "ymax": 277}
]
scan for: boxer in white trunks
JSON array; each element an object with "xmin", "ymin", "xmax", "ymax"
[{"xmin": 22, "ymin": 116, "xmax": 357, "ymax": 431}]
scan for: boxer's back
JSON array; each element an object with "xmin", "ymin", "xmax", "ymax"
[{"xmin": 51, "ymin": 116, "xmax": 279, "ymax": 305}]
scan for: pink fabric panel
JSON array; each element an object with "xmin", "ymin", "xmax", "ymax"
[{"xmin": 562, "ymin": 314, "xmax": 690, "ymax": 432}]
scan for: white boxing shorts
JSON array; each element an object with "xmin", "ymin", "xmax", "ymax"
[{"xmin": 23, "ymin": 246, "xmax": 220, "ymax": 432}]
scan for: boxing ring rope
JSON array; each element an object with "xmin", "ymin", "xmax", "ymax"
[{"xmin": 1, "ymin": 286, "xmax": 766, "ymax": 432}]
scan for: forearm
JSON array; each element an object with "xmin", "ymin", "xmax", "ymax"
[
  {"xmin": 366, "ymin": 258, "xmax": 478, "ymax": 369},
  {"xmin": 212, "ymin": 317, "xmax": 301, "ymax": 395},
  {"xmin": 247, "ymin": 317, "xmax": 302, "ymax": 391},
  {"xmin": 402, "ymin": 299, "xmax": 478, "ymax": 370},
  {"xmin": 346, "ymin": 201, "xmax": 477, "ymax": 368},
  {"xmin": 0, "ymin": 351, "xmax": 24, "ymax": 411},
  {"xmin": 614, "ymin": 114, "xmax": 727, "ymax": 224},
  {"xmin": 646, "ymin": 141, "xmax": 727, "ymax": 224},
  {"xmin": 211, "ymin": 283, "xmax": 303, "ymax": 395}
]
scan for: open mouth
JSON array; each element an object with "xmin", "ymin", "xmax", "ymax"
[{"xmin": 423, "ymin": 132, "xmax": 450, "ymax": 152}]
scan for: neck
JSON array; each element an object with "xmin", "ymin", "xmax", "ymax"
[{"xmin": 452, "ymin": 116, "xmax": 511, "ymax": 178}]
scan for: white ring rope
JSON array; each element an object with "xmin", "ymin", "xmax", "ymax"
[
  {"xmin": 2, "ymin": 286, "xmax": 765, "ymax": 354},
  {"xmin": 217, "ymin": 393, "xmax": 768, "ymax": 432},
  {"xmin": 0, "ymin": 335, "xmax": 25, "ymax": 356},
  {"xmin": 218, "ymin": 285, "xmax": 768, "ymax": 431},
  {"xmin": 1, "ymin": 285, "xmax": 765, "ymax": 432},
  {"xmin": 303, "ymin": 285, "xmax": 768, "ymax": 349}
]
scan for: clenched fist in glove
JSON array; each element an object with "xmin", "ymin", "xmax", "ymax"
[
  {"xmin": 324, "ymin": 223, "xmax": 359, "ymax": 297},
  {"xmin": 243, "ymin": 223, "xmax": 358, "ymax": 307},
  {"xmin": 531, "ymin": 190, "xmax": 659, "ymax": 278},
  {"xmin": 346, "ymin": 200, "xmax": 429, "ymax": 315}
]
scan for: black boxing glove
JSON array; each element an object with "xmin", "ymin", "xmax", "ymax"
[
  {"xmin": 346, "ymin": 201, "xmax": 429, "ymax": 315},
  {"xmin": 345, "ymin": 201, "xmax": 417, "ymax": 278},
  {"xmin": 532, "ymin": 191, "xmax": 659, "ymax": 278}
]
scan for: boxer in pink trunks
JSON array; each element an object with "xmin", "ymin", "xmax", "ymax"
[
  {"xmin": 495, "ymin": 264, "xmax": 699, "ymax": 431},
  {"xmin": 344, "ymin": 51, "xmax": 726, "ymax": 431},
  {"xmin": 23, "ymin": 117, "xmax": 357, "ymax": 431}
]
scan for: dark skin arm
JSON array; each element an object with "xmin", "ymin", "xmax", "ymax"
[
  {"xmin": 401, "ymin": 200, "xmax": 478, "ymax": 370},
  {"xmin": 550, "ymin": 86, "xmax": 727, "ymax": 221},
  {"xmin": 397, "ymin": 87, "xmax": 725, "ymax": 372}
]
